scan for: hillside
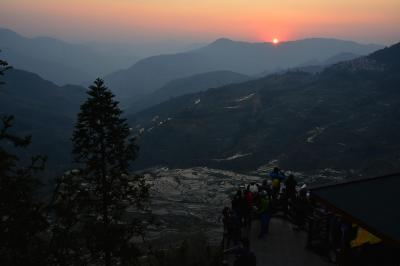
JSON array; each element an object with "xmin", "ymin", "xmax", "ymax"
[
  {"xmin": 127, "ymin": 70, "xmax": 249, "ymax": 113},
  {"xmin": 105, "ymin": 38, "xmax": 382, "ymax": 103},
  {"xmin": 0, "ymin": 69, "xmax": 86, "ymax": 168},
  {"xmin": 129, "ymin": 42, "xmax": 400, "ymax": 176}
]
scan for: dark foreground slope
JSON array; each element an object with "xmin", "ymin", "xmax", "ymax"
[
  {"xmin": 0, "ymin": 69, "xmax": 86, "ymax": 168},
  {"xmin": 130, "ymin": 43, "xmax": 400, "ymax": 176}
]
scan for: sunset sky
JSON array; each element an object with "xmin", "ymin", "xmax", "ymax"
[{"xmin": 0, "ymin": 0, "xmax": 399, "ymax": 44}]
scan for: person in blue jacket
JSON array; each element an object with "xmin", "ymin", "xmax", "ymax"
[{"xmin": 269, "ymin": 167, "xmax": 285, "ymax": 200}]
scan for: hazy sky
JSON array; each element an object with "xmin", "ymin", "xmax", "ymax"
[{"xmin": 1, "ymin": 0, "xmax": 399, "ymax": 45}]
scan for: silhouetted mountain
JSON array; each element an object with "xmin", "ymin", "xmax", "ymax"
[
  {"xmin": 105, "ymin": 38, "xmax": 382, "ymax": 104},
  {"xmin": 127, "ymin": 71, "xmax": 249, "ymax": 113},
  {"xmin": 129, "ymin": 42, "xmax": 400, "ymax": 176},
  {"xmin": 0, "ymin": 69, "xmax": 86, "ymax": 168},
  {"xmin": 369, "ymin": 42, "xmax": 400, "ymax": 69},
  {"xmin": 0, "ymin": 28, "xmax": 137, "ymax": 85},
  {"xmin": 87, "ymin": 40, "xmax": 209, "ymax": 59}
]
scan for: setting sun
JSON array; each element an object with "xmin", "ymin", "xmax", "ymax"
[{"xmin": 273, "ymin": 38, "xmax": 279, "ymax": 44}]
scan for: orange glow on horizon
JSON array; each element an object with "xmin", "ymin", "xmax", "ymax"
[
  {"xmin": 273, "ymin": 38, "xmax": 279, "ymax": 44},
  {"xmin": 0, "ymin": 0, "xmax": 399, "ymax": 44}
]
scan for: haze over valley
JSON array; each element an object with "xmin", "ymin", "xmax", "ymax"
[
  {"xmin": 2, "ymin": 25, "xmax": 399, "ymax": 179},
  {"xmin": 1, "ymin": 1, "xmax": 400, "ymax": 264}
]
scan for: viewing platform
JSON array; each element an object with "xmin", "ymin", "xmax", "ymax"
[{"xmin": 225, "ymin": 217, "xmax": 331, "ymax": 266}]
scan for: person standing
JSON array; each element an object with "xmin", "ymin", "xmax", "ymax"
[
  {"xmin": 232, "ymin": 190, "xmax": 242, "ymax": 222},
  {"xmin": 258, "ymin": 191, "xmax": 271, "ymax": 238},
  {"xmin": 284, "ymin": 174, "xmax": 297, "ymax": 218},
  {"xmin": 269, "ymin": 167, "xmax": 285, "ymax": 200},
  {"xmin": 285, "ymin": 174, "xmax": 297, "ymax": 200}
]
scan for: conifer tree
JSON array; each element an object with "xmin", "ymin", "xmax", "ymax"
[
  {"xmin": 0, "ymin": 55, "xmax": 48, "ymax": 265},
  {"xmin": 52, "ymin": 78, "xmax": 150, "ymax": 266}
]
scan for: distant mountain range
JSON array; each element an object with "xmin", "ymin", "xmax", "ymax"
[
  {"xmin": 0, "ymin": 27, "xmax": 383, "ymax": 106},
  {"xmin": 1, "ymin": 33, "xmax": 398, "ymax": 177},
  {"xmin": 0, "ymin": 28, "xmax": 138, "ymax": 85},
  {"xmin": 127, "ymin": 52, "xmax": 363, "ymax": 113},
  {"xmin": 106, "ymin": 38, "xmax": 382, "ymax": 104},
  {"xmin": 129, "ymin": 42, "xmax": 400, "ymax": 176}
]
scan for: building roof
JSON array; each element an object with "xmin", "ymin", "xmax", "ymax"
[{"xmin": 310, "ymin": 173, "xmax": 400, "ymax": 246}]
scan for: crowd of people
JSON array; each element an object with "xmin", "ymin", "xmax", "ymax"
[
  {"xmin": 221, "ymin": 168, "xmax": 400, "ymax": 266},
  {"xmin": 221, "ymin": 167, "xmax": 310, "ymax": 266}
]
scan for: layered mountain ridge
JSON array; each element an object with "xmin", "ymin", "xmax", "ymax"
[
  {"xmin": 129, "ymin": 42, "xmax": 400, "ymax": 176},
  {"xmin": 1, "ymin": 38, "xmax": 398, "ymax": 177},
  {"xmin": 105, "ymin": 38, "xmax": 382, "ymax": 104},
  {"xmin": 0, "ymin": 28, "xmax": 138, "ymax": 85}
]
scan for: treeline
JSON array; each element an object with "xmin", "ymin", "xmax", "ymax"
[{"xmin": 0, "ymin": 57, "xmax": 150, "ymax": 266}]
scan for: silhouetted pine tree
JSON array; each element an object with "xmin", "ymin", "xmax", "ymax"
[
  {"xmin": 52, "ymin": 78, "xmax": 150, "ymax": 266},
  {"xmin": 49, "ymin": 169, "xmax": 88, "ymax": 266},
  {"xmin": 0, "ymin": 55, "xmax": 48, "ymax": 266}
]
